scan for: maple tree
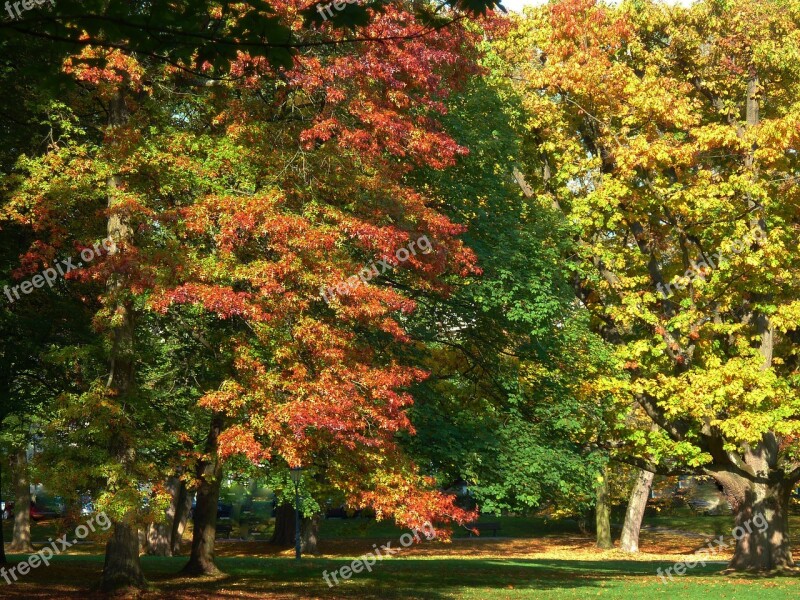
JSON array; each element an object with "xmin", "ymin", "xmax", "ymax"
[
  {"xmin": 505, "ymin": 0, "xmax": 800, "ymax": 572},
  {"xmin": 0, "ymin": 0, "xmax": 503, "ymax": 75},
  {"xmin": 1, "ymin": 0, "xmax": 496, "ymax": 589}
]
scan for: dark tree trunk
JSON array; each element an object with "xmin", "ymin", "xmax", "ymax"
[
  {"xmin": 595, "ymin": 468, "xmax": 613, "ymax": 549},
  {"xmin": 100, "ymin": 89, "xmax": 147, "ymax": 593},
  {"xmin": 102, "ymin": 522, "xmax": 146, "ymax": 591},
  {"xmin": 728, "ymin": 481, "xmax": 793, "ymax": 571},
  {"xmin": 712, "ymin": 467, "xmax": 794, "ymax": 572},
  {"xmin": 171, "ymin": 478, "xmax": 191, "ymax": 556},
  {"xmin": 576, "ymin": 517, "xmax": 589, "ymax": 536},
  {"xmin": 270, "ymin": 503, "xmax": 296, "ymax": 547},
  {"xmin": 182, "ymin": 413, "xmax": 224, "ymax": 576},
  {"xmin": 619, "ymin": 468, "xmax": 654, "ymax": 553},
  {"xmin": 301, "ymin": 513, "xmax": 322, "ymax": 556},
  {"xmin": 8, "ymin": 446, "xmax": 33, "ymax": 553}
]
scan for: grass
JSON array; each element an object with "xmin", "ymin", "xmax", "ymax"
[
  {"xmin": 1, "ymin": 553, "xmax": 799, "ymax": 599},
  {"xmin": 2, "ymin": 521, "xmax": 59, "ymax": 543},
  {"xmin": 3, "ymin": 514, "xmax": 800, "ymax": 598}
]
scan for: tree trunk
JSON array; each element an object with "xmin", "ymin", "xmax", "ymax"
[
  {"xmin": 712, "ymin": 469, "xmax": 794, "ymax": 572},
  {"xmin": 182, "ymin": 413, "xmax": 224, "ymax": 576},
  {"xmin": 619, "ymin": 468, "xmax": 654, "ymax": 553},
  {"xmin": 146, "ymin": 477, "xmax": 182, "ymax": 556},
  {"xmin": 577, "ymin": 516, "xmax": 589, "ymax": 536},
  {"xmin": 145, "ymin": 523, "xmax": 166, "ymax": 556},
  {"xmin": 270, "ymin": 503, "xmax": 296, "ymax": 547},
  {"xmin": 8, "ymin": 447, "xmax": 33, "ymax": 553},
  {"xmin": 595, "ymin": 468, "xmax": 613, "ymax": 549},
  {"xmin": 101, "ymin": 522, "xmax": 146, "ymax": 590},
  {"xmin": 171, "ymin": 479, "xmax": 191, "ymax": 556},
  {"xmin": 301, "ymin": 513, "xmax": 322, "ymax": 556},
  {"xmin": 100, "ymin": 88, "xmax": 147, "ymax": 593}
]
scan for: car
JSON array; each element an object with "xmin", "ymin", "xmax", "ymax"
[
  {"xmin": 30, "ymin": 504, "xmax": 56, "ymax": 521},
  {"xmin": 30, "ymin": 498, "xmax": 65, "ymax": 522},
  {"xmin": 1, "ymin": 498, "xmax": 65, "ymax": 521}
]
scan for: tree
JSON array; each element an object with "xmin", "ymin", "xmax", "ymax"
[
  {"xmin": 594, "ymin": 467, "xmax": 612, "ymax": 549},
  {"xmin": 396, "ymin": 33, "xmax": 615, "ymax": 525},
  {"xmin": 0, "ymin": 30, "xmax": 92, "ymax": 563},
  {"xmin": 619, "ymin": 468, "xmax": 655, "ymax": 553},
  {"xmin": 144, "ymin": 2, "xmax": 487, "ymax": 541},
  {"xmin": 0, "ymin": 219, "xmax": 96, "ymax": 556},
  {"xmin": 3, "ymin": 0, "xmax": 495, "ymax": 588},
  {"xmin": 183, "ymin": 412, "xmax": 225, "ymax": 575},
  {"xmin": 7, "ymin": 442, "xmax": 32, "ymax": 553},
  {"xmin": 0, "ymin": 0, "xmax": 503, "ymax": 77},
  {"xmin": 507, "ymin": 0, "xmax": 800, "ymax": 571}
]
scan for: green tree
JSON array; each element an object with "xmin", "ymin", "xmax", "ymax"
[
  {"xmin": 506, "ymin": 0, "xmax": 800, "ymax": 571},
  {"xmin": 401, "ymin": 57, "xmax": 615, "ymax": 520}
]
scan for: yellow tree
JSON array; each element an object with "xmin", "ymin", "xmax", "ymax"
[{"xmin": 505, "ymin": 0, "xmax": 800, "ymax": 571}]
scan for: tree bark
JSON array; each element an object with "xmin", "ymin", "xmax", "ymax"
[
  {"xmin": 101, "ymin": 522, "xmax": 146, "ymax": 590},
  {"xmin": 270, "ymin": 503, "xmax": 296, "ymax": 547},
  {"xmin": 710, "ymin": 461, "xmax": 795, "ymax": 572},
  {"xmin": 728, "ymin": 481, "xmax": 793, "ymax": 571},
  {"xmin": 171, "ymin": 478, "xmax": 191, "ymax": 555},
  {"xmin": 301, "ymin": 513, "xmax": 322, "ymax": 556},
  {"xmin": 595, "ymin": 468, "xmax": 613, "ymax": 549},
  {"xmin": 100, "ymin": 88, "xmax": 147, "ymax": 592},
  {"xmin": 182, "ymin": 412, "xmax": 224, "ymax": 576},
  {"xmin": 619, "ymin": 468, "xmax": 654, "ymax": 553},
  {"xmin": 8, "ymin": 446, "xmax": 33, "ymax": 553},
  {"xmin": 146, "ymin": 477, "xmax": 182, "ymax": 556}
]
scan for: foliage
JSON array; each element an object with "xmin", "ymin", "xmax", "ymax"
[
  {"xmin": 399, "ymin": 39, "xmax": 616, "ymax": 518},
  {"xmin": 0, "ymin": 0, "xmax": 500, "ymax": 537},
  {"xmin": 500, "ymin": 5, "xmax": 800, "ymax": 575}
]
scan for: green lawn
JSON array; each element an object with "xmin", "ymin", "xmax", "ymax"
[
  {"xmin": 1, "ymin": 520, "xmax": 59, "ymax": 543},
  {"xmin": 8, "ymin": 510, "xmax": 788, "ymax": 544},
  {"xmin": 0, "ymin": 554, "xmax": 798, "ymax": 599},
  {"xmin": 4, "ymin": 514, "xmax": 800, "ymax": 597}
]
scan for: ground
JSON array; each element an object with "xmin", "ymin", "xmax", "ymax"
[{"xmin": 1, "ymin": 514, "xmax": 800, "ymax": 598}]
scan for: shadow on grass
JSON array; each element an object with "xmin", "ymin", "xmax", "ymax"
[{"xmin": 0, "ymin": 554, "xmax": 779, "ymax": 599}]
